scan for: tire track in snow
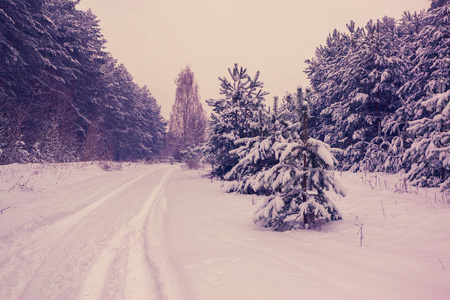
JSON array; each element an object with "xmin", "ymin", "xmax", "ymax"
[
  {"xmin": 0, "ymin": 165, "xmax": 170, "ymax": 299},
  {"xmin": 77, "ymin": 166, "xmax": 181, "ymax": 300},
  {"xmin": 125, "ymin": 168, "xmax": 176, "ymax": 300},
  {"xmin": 144, "ymin": 180, "xmax": 183, "ymax": 300}
]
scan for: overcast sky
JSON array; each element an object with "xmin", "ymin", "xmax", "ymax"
[{"xmin": 77, "ymin": 0, "xmax": 430, "ymax": 119}]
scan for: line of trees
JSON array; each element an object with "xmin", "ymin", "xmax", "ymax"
[{"xmin": 0, "ymin": 0, "xmax": 166, "ymax": 164}]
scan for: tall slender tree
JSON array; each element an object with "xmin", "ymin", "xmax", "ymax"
[{"xmin": 167, "ymin": 66, "xmax": 207, "ymax": 159}]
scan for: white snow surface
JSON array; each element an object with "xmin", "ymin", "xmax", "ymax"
[{"xmin": 1, "ymin": 162, "xmax": 449, "ymax": 300}]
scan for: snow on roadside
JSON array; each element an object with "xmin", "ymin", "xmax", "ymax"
[
  {"xmin": 0, "ymin": 161, "xmax": 125, "ymax": 193},
  {"xmin": 0, "ymin": 162, "xmax": 150, "ymax": 242},
  {"xmin": 165, "ymin": 168, "xmax": 450, "ymax": 300}
]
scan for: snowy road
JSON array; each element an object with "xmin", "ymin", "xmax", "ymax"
[
  {"xmin": 1, "ymin": 163, "xmax": 449, "ymax": 300},
  {"xmin": 0, "ymin": 164, "xmax": 180, "ymax": 300}
]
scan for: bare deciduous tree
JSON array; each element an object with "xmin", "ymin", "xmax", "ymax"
[{"xmin": 167, "ymin": 66, "xmax": 207, "ymax": 158}]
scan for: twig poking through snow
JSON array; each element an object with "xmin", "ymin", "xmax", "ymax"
[
  {"xmin": 380, "ymin": 198, "xmax": 387, "ymax": 219},
  {"xmin": 0, "ymin": 206, "xmax": 11, "ymax": 214},
  {"xmin": 439, "ymin": 259, "xmax": 446, "ymax": 270},
  {"xmin": 354, "ymin": 216, "xmax": 364, "ymax": 246}
]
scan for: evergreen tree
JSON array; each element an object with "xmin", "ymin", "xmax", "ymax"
[
  {"xmin": 44, "ymin": 0, "xmax": 108, "ymax": 160},
  {"xmin": 397, "ymin": 3, "xmax": 448, "ymax": 119},
  {"xmin": 430, "ymin": 0, "xmax": 449, "ymax": 10},
  {"xmin": 138, "ymin": 86, "xmax": 167, "ymax": 158},
  {"xmin": 206, "ymin": 64, "xmax": 268, "ymax": 178},
  {"xmin": 380, "ymin": 11, "xmax": 425, "ymax": 173},
  {"xmin": 226, "ymin": 90, "xmax": 316, "ymax": 195},
  {"xmin": 399, "ymin": 2, "xmax": 449, "ymax": 190},
  {"xmin": 351, "ymin": 18, "xmax": 407, "ymax": 172},
  {"xmin": 403, "ymin": 91, "xmax": 449, "ymax": 191},
  {"xmin": 224, "ymin": 98, "xmax": 277, "ymax": 194},
  {"xmin": 305, "ymin": 25, "xmax": 364, "ymax": 150},
  {"xmin": 253, "ymin": 88, "xmax": 344, "ymax": 231},
  {"xmin": 0, "ymin": 0, "xmax": 54, "ymax": 163},
  {"xmin": 96, "ymin": 61, "xmax": 166, "ymax": 161}
]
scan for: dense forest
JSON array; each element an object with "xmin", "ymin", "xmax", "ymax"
[{"xmin": 0, "ymin": 0, "xmax": 166, "ymax": 164}]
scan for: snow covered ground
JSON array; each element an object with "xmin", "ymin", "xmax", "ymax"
[{"xmin": 0, "ymin": 162, "xmax": 449, "ymax": 300}]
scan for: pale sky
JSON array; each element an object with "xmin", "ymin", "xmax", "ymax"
[{"xmin": 77, "ymin": 0, "xmax": 430, "ymax": 119}]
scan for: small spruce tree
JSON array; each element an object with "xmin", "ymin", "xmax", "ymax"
[
  {"xmin": 224, "ymin": 98, "xmax": 278, "ymax": 194},
  {"xmin": 253, "ymin": 88, "xmax": 345, "ymax": 230},
  {"xmin": 206, "ymin": 64, "xmax": 268, "ymax": 178}
]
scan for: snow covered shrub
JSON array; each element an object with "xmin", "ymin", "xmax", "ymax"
[
  {"xmin": 98, "ymin": 161, "xmax": 122, "ymax": 171},
  {"xmin": 353, "ymin": 136, "xmax": 391, "ymax": 172},
  {"xmin": 180, "ymin": 145, "xmax": 205, "ymax": 170},
  {"xmin": 0, "ymin": 139, "xmax": 32, "ymax": 164},
  {"xmin": 253, "ymin": 88, "xmax": 344, "ymax": 230}
]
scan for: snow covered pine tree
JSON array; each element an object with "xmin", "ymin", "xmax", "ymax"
[
  {"xmin": 404, "ymin": 90, "xmax": 450, "ymax": 192},
  {"xmin": 401, "ymin": 2, "xmax": 450, "ymax": 193},
  {"xmin": 224, "ymin": 98, "xmax": 277, "ymax": 194},
  {"xmin": 253, "ymin": 88, "xmax": 345, "ymax": 230},
  {"xmin": 206, "ymin": 64, "xmax": 268, "ymax": 178}
]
